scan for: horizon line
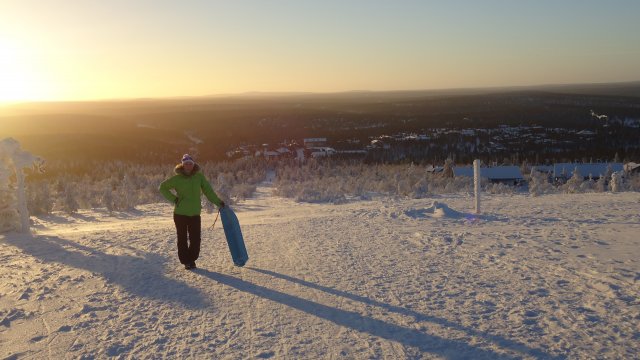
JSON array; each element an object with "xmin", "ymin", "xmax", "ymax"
[{"xmin": 2, "ymin": 79, "xmax": 640, "ymax": 106}]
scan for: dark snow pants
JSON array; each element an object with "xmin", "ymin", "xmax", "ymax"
[{"xmin": 173, "ymin": 214, "xmax": 201, "ymax": 264}]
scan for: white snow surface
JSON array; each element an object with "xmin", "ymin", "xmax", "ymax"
[{"xmin": 1, "ymin": 183, "xmax": 639, "ymax": 359}]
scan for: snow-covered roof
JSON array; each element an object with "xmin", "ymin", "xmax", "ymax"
[
  {"xmin": 453, "ymin": 166, "xmax": 523, "ymax": 180},
  {"xmin": 303, "ymin": 138, "xmax": 327, "ymax": 143},
  {"xmin": 425, "ymin": 165, "xmax": 443, "ymax": 173},
  {"xmin": 531, "ymin": 165, "xmax": 553, "ymax": 173},
  {"xmin": 624, "ymin": 162, "xmax": 640, "ymax": 172},
  {"xmin": 553, "ymin": 163, "xmax": 623, "ymax": 178}
]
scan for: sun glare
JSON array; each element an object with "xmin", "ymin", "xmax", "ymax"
[{"xmin": 0, "ymin": 38, "xmax": 53, "ymax": 103}]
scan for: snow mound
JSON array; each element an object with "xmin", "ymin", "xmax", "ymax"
[{"xmin": 405, "ymin": 201, "xmax": 466, "ymax": 219}]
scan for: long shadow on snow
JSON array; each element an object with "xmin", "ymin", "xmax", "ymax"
[
  {"xmin": 196, "ymin": 269, "xmax": 537, "ymax": 360},
  {"xmin": 247, "ymin": 267, "xmax": 565, "ymax": 360},
  {"xmin": 4, "ymin": 234, "xmax": 209, "ymax": 309}
]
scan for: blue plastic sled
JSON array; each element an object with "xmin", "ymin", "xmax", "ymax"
[{"xmin": 220, "ymin": 206, "xmax": 249, "ymax": 267}]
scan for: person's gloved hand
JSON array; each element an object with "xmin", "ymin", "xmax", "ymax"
[{"xmin": 219, "ymin": 201, "xmax": 225, "ymax": 208}]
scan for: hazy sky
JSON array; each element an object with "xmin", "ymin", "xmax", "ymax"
[{"xmin": 1, "ymin": 0, "xmax": 639, "ymax": 102}]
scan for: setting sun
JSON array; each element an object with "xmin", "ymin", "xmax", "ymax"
[{"xmin": 0, "ymin": 38, "xmax": 53, "ymax": 103}]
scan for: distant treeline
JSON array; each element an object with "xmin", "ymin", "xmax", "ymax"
[{"xmin": 21, "ymin": 157, "xmax": 640, "ymax": 216}]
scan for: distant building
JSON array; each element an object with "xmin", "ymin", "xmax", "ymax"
[
  {"xmin": 303, "ymin": 138, "xmax": 327, "ymax": 148},
  {"xmin": 553, "ymin": 163, "xmax": 623, "ymax": 181},
  {"xmin": 310, "ymin": 147, "xmax": 336, "ymax": 158},
  {"xmin": 262, "ymin": 150, "xmax": 280, "ymax": 159},
  {"xmin": 530, "ymin": 165, "xmax": 553, "ymax": 175},
  {"xmin": 369, "ymin": 139, "xmax": 390, "ymax": 150},
  {"xmin": 624, "ymin": 162, "xmax": 640, "ymax": 175},
  {"xmin": 425, "ymin": 165, "xmax": 443, "ymax": 174},
  {"xmin": 453, "ymin": 166, "xmax": 524, "ymax": 185},
  {"xmin": 275, "ymin": 147, "xmax": 291, "ymax": 155}
]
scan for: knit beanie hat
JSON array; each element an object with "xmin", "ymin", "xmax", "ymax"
[{"xmin": 181, "ymin": 154, "xmax": 195, "ymax": 164}]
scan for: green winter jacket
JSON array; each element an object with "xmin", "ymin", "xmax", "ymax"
[{"xmin": 159, "ymin": 164, "xmax": 223, "ymax": 216}]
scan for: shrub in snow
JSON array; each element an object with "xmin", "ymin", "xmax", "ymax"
[
  {"xmin": 229, "ymin": 183, "xmax": 257, "ymax": 201},
  {"xmin": 103, "ymin": 187, "xmax": 116, "ymax": 213},
  {"xmin": 579, "ymin": 175, "xmax": 596, "ymax": 193},
  {"xmin": 528, "ymin": 170, "xmax": 553, "ymax": 196},
  {"xmin": 595, "ymin": 175, "xmax": 607, "ymax": 193},
  {"xmin": 412, "ymin": 178, "xmax": 429, "ymax": 198},
  {"xmin": 603, "ymin": 165, "xmax": 614, "ymax": 183},
  {"xmin": 442, "ymin": 159, "xmax": 454, "ymax": 178},
  {"xmin": 433, "ymin": 175, "xmax": 473, "ymax": 194},
  {"xmin": 627, "ymin": 174, "xmax": 640, "ymax": 191},
  {"xmin": 115, "ymin": 174, "xmax": 138, "ymax": 210},
  {"xmin": 27, "ymin": 181, "xmax": 53, "ymax": 216},
  {"xmin": 396, "ymin": 177, "xmax": 412, "ymax": 197},
  {"xmin": 19, "ymin": 157, "xmax": 266, "ymax": 214},
  {"xmin": 273, "ymin": 159, "xmax": 476, "ymax": 203},
  {"xmin": 563, "ymin": 167, "xmax": 583, "ymax": 194},
  {"xmin": 59, "ymin": 183, "xmax": 79, "ymax": 214},
  {"xmin": 293, "ymin": 184, "xmax": 348, "ymax": 204},
  {"xmin": 486, "ymin": 182, "xmax": 517, "ymax": 195},
  {"xmin": 204, "ymin": 158, "xmax": 267, "ymax": 205}
]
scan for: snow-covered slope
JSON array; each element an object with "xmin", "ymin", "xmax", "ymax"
[{"xmin": 1, "ymin": 184, "xmax": 639, "ymax": 359}]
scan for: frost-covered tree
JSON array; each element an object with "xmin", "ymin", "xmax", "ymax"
[
  {"xmin": 0, "ymin": 157, "xmax": 19, "ymax": 232},
  {"xmin": 0, "ymin": 138, "xmax": 43, "ymax": 233},
  {"xmin": 27, "ymin": 181, "xmax": 53, "ymax": 216},
  {"xmin": 579, "ymin": 175, "xmax": 595, "ymax": 193},
  {"xmin": 610, "ymin": 172, "xmax": 621, "ymax": 192},
  {"xmin": 594, "ymin": 174, "xmax": 607, "ymax": 193},
  {"xmin": 627, "ymin": 173, "xmax": 640, "ymax": 191},
  {"xmin": 442, "ymin": 159, "xmax": 454, "ymax": 178},
  {"xmin": 529, "ymin": 169, "xmax": 553, "ymax": 196},
  {"xmin": 564, "ymin": 167, "xmax": 583, "ymax": 194},
  {"xmin": 103, "ymin": 187, "xmax": 116, "ymax": 213},
  {"xmin": 116, "ymin": 174, "xmax": 137, "ymax": 210},
  {"xmin": 412, "ymin": 178, "xmax": 429, "ymax": 198},
  {"xmin": 59, "ymin": 183, "xmax": 79, "ymax": 214}
]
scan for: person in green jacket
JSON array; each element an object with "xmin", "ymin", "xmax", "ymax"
[{"xmin": 159, "ymin": 154, "xmax": 224, "ymax": 270}]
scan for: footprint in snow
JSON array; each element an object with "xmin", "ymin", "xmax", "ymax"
[
  {"xmin": 528, "ymin": 288, "xmax": 550, "ymax": 297},
  {"xmin": 256, "ymin": 351, "xmax": 275, "ymax": 359},
  {"xmin": 30, "ymin": 335, "xmax": 46, "ymax": 343},
  {"xmin": 57, "ymin": 325, "xmax": 72, "ymax": 332}
]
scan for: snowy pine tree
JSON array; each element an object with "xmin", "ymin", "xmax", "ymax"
[
  {"xmin": 116, "ymin": 174, "xmax": 137, "ymax": 210},
  {"xmin": 442, "ymin": 159, "xmax": 454, "ymax": 178},
  {"xmin": 610, "ymin": 172, "xmax": 621, "ymax": 192},
  {"xmin": 564, "ymin": 167, "xmax": 583, "ymax": 193},
  {"xmin": 595, "ymin": 174, "xmax": 607, "ymax": 193},
  {"xmin": 529, "ymin": 169, "xmax": 553, "ymax": 196},
  {"xmin": 59, "ymin": 183, "xmax": 79, "ymax": 214},
  {"xmin": 0, "ymin": 158, "xmax": 19, "ymax": 232},
  {"xmin": 27, "ymin": 181, "xmax": 53, "ymax": 216},
  {"xmin": 0, "ymin": 138, "xmax": 43, "ymax": 232},
  {"xmin": 103, "ymin": 187, "xmax": 116, "ymax": 213},
  {"xmin": 412, "ymin": 178, "xmax": 429, "ymax": 198}
]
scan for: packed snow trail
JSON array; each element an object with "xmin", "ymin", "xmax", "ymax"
[{"xmin": 1, "ymin": 187, "xmax": 639, "ymax": 359}]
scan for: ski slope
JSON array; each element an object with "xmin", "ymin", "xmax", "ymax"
[{"xmin": 1, "ymin": 183, "xmax": 639, "ymax": 359}]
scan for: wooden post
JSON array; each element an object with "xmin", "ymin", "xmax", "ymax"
[{"xmin": 474, "ymin": 159, "xmax": 481, "ymax": 214}]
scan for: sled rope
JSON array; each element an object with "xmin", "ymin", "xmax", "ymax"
[{"xmin": 211, "ymin": 208, "xmax": 220, "ymax": 230}]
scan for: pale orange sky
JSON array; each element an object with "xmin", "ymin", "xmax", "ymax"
[{"xmin": 1, "ymin": 1, "xmax": 639, "ymax": 102}]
